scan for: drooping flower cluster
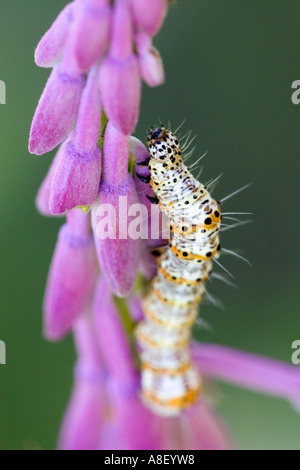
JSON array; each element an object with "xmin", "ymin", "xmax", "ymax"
[
  {"xmin": 32, "ymin": 0, "xmax": 166, "ymax": 297},
  {"xmin": 31, "ymin": 0, "xmax": 165, "ymax": 205},
  {"xmin": 29, "ymin": 0, "xmax": 300, "ymax": 450}
]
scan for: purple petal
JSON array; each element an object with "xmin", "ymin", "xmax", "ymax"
[
  {"xmin": 93, "ymin": 277, "xmax": 165, "ymax": 450},
  {"xmin": 136, "ymin": 33, "xmax": 165, "ymax": 87},
  {"xmin": 92, "ymin": 276, "xmax": 137, "ymax": 382},
  {"xmin": 130, "ymin": 0, "xmax": 167, "ymax": 36},
  {"xmin": 73, "ymin": 314, "xmax": 103, "ymax": 368},
  {"xmin": 35, "ymin": 2, "xmax": 74, "ymax": 68},
  {"xmin": 66, "ymin": 207, "xmax": 92, "ymax": 238},
  {"xmin": 99, "ymin": 55, "xmax": 141, "ymax": 136},
  {"xmin": 99, "ymin": 1, "xmax": 141, "ymax": 135},
  {"xmin": 74, "ymin": 65, "xmax": 102, "ymax": 153},
  {"xmin": 102, "ymin": 122, "xmax": 130, "ymax": 185},
  {"xmin": 139, "ymin": 246, "xmax": 158, "ymax": 279},
  {"xmin": 92, "ymin": 176, "xmax": 141, "ymax": 297},
  {"xmin": 192, "ymin": 342, "xmax": 300, "ymax": 409},
  {"xmin": 44, "ymin": 215, "xmax": 98, "ymax": 340},
  {"xmin": 109, "ymin": 378, "xmax": 166, "ymax": 450},
  {"xmin": 36, "ymin": 131, "xmax": 74, "ymax": 216},
  {"xmin": 49, "ymin": 139, "xmax": 102, "ymax": 214},
  {"xmin": 98, "ymin": 420, "xmax": 119, "ymax": 450},
  {"xmin": 35, "ymin": 143, "xmax": 64, "ymax": 216},
  {"xmin": 128, "ymin": 295, "xmax": 145, "ymax": 323},
  {"xmin": 58, "ymin": 313, "xmax": 107, "ymax": 450},
  {"xmin": 163, "ymin": 401, "xmax": 235, "ymax": 450},
  {"xmin": 58, "ymin": 364, "xmax": 107, "ymax": 450},
  {"xmin": 110, "ymin": 0, "xmax": 134, "ymax": 60},
  {"xmin": 129, "ymin": 135, "xmax": 150, "ymax": 168},
  {"xmin": 29, "ymin": 64, "xmax": 85, "ymax": 155},
  {"xmin": 68, "ymin": 0, "xmax": 111, "ymax": 71}
]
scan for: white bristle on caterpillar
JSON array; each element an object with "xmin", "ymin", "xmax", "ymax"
[{"xmin": 136, "ymin": 126, "xmax": 222, "ymax": 417}]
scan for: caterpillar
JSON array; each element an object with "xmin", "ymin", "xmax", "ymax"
[{"xmin": 136, "ymin": 125, "xmax": 222, "ymax": 417}]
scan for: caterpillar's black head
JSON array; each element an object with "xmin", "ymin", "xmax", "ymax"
[
  {"xmin": 148, "ymin": 126, "xmax": 166, "ymax": 142},
  {"xmin": 147, "ymin": 126, "xmax": 181, "ymax": 162}
]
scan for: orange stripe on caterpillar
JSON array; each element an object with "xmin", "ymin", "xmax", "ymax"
[
  {"xmin": 170, "ymin": 245, "xmax": 219, "ymax": 262},
  {"xmin": 142, "ymin": 385, "xmax": 202, "ymax": 413},
  {"xmin": 142, "ymin": 361, "xmax": 192, "ymax": 376},
  {"xmin": 159, "ymin": 266, "xmax": 208, "ymax": 286}
]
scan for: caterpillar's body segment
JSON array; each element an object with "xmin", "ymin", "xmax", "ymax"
[{"xmin": 136, "ymin": 127, "xmax": 221, "ymax": 417}]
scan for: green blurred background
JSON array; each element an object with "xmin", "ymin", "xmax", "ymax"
[{"xmin": 0, "ymin": 0, "xmax": 299, "ymax": 450}]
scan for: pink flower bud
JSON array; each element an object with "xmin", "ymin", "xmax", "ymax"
[
  {"xmin": 130, "ymin": 0, "xmax": 167, "ymax": 36},
  {"xmin": 49, "ymin": 140, "xmax": 102, "ymax": 214},
  {"xmin": 93, "ymin": 276, "xmax": 137, "ymax": 382},
  {"xmin": 102, "ymin": 121, "xmax": 130, "ymax": 186},
  {"xmin": 139, "ymin": 248, "xmax": 158, "ymax": 280},
  {"xmin": 68, "ymin": 0, "xmax": 111, "ymax": 71},
  {"xmin": 192, "ymin": 342, "xmax": 300, "ymax": 411},
  {"xmin": 93, "ymin": 277, "xmax": 165, "ymax": 449},
  {"xmin": 136, "ymin": 33, "xmax": 165, "ymax": 87},
  {"xmin": 48, "ymin": 66, "xmax": 102, "ymax": 214},
  {"xmin": 109, "ymin": 378, "xmax": 165, "ymax": 450},
  {"xmin": 92, "ymin": 176, "xmax": 141, "ymax": 297},
  {"xmin": 74, "ymin": 65, "xmax": 102, "ymax": 153},
  {"xmin": 29, "ymin": 63, "xmax": 85, "ymax": 155},
  {"xmin": 44, "ymin": 212, "xmax": 98, "ymax": 340},
  {"xmin": 35, "ymin": 143, "xmax": 64, "ymax": 217},
  {"xmin": 73, "ymin": 314, "xmax": 103, "ymax": 368},
  {"xmin": 35, "ymin": 132, "xmax": 74, "ymax": 216},
  {"xmin": 128, "ymin": 295, "xmax": 145, "ymax": 323},
  {"xmin": 35, "ymin": 2, "xmax": 74, "ymax": 68},
  {"xmin": 58, "ymin": 314, "xmax": 107, "ymax": 451},
  {"xmin": 58, "ymin": 363, "xmax": 107, "ymax": 450},
  {"xmin": 163, "ymin": 402, "xmax": 235, "ymax": 450},
  {"xmin": 99, "ymin": 0, "xmax": 141, "ymax": 135}
]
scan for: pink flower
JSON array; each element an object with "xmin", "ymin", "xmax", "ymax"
[
  {"xmin": 29, "ymin": 0, "xmax": 166, "ymax": 156},
  {"xmin": 91, "ymin": 124, "xmax": 142, "ymax": 297},
  {"xmin": 58, "ymin": 315, "xmax": 108, "ymax": 451},
  {"xmin": 31, "ymin": 0, "xmax": 168, "ymax": 301},
  {"xmin": 49, "ymin": 65, "xmax": 102, "ymax": 214},
  {"xmin": 136, "ymin": 32, "xmax": 165, "ymax": 87},
  {"xmin": 163, "ymin": 401, "xmax": 235, "ymax": 450},
  {"xmin": 67, "ymin": 0, "xmax": 111, "ymax": 71},
  {"xmin": 93, "ymin": 277, "xmax": 167, "ymax": 450},
  {"xmin": 130, "ymin": 0, "xmax": 168, "ymax": 36},
  {"xmin": 35, "ymin": 142, "xmax": 65, "ymax": 217},
  {"xmin": 192, "ymin": 343, "xmax": 300, "ymax": 409},
  {"xmin": 44, "ymin": 210, "xmax": 98, "ymax": 341},
  {"xmin": 99, "ymin": 0, "xmax": 141, "ymax": 135},
  {"xmin": 34, "ymin": 3, "xmax": 74, "ymax": 68},
  {"xmin": 92, "ymin": 176, "xmax": 141, "ymax": 297},
  {"xmin": 29, "ymin": 64, "xmax": 85, "ymax": 155},
  {"xmin": 49, "ymin": 140, "xmax": 102, "ymax": 214}
]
